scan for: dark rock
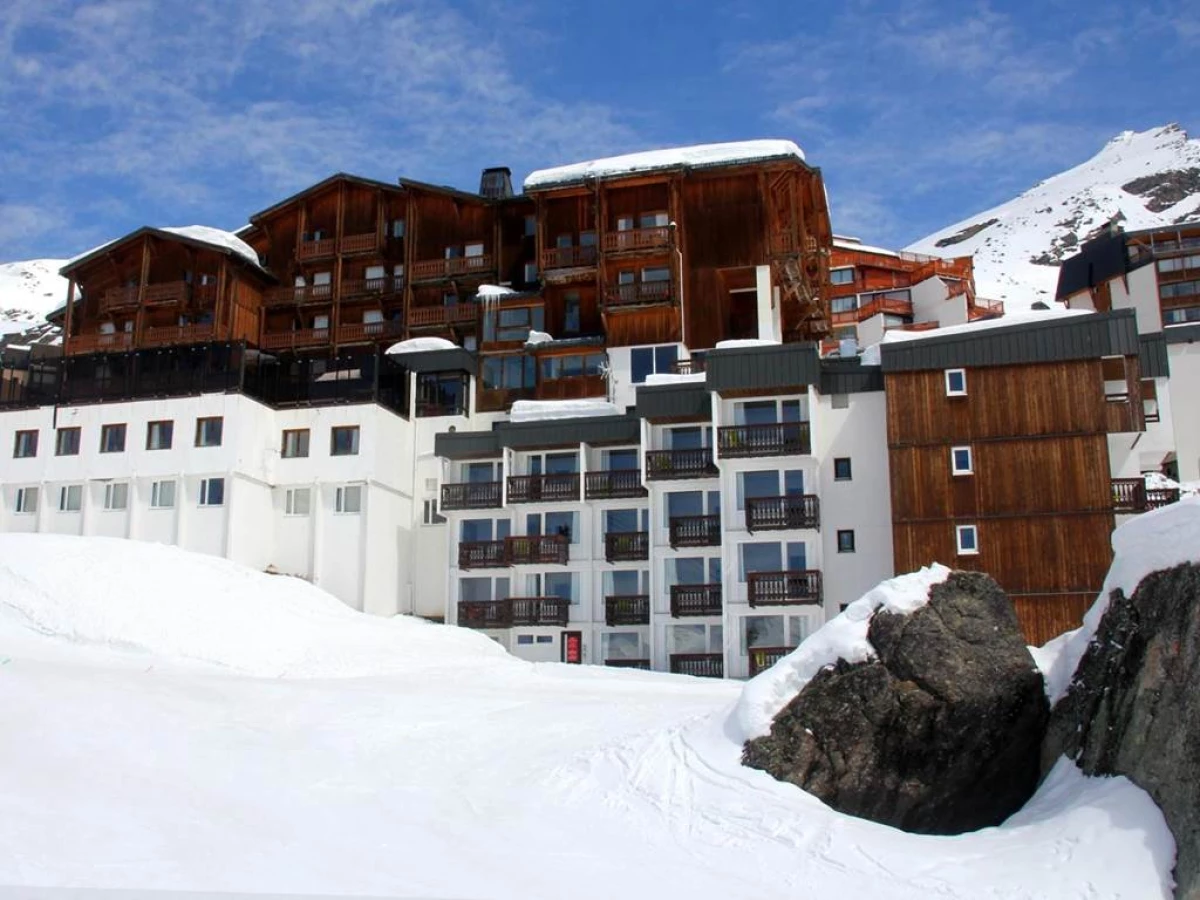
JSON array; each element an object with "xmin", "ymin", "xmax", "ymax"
[
  {"xmin": 743, "ymin": 572, "xmax": 1049, "ymax": 835},
  {"xmin": 934, "ymin": 218, "xmax": 998, "ymax": 248},
  {"xmin": 1043, "ymin": 563, "xmax": 1200, "ymax": 900},
  {"xmin": 1122, "ymin": 168, "xmax": 1200, "ymax": 213}
]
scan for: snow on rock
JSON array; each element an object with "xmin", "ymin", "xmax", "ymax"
[
  {"xmin": 385, "ymin": 336, "xmax": 459, "ymax": 355},
  {"xmin": 0, "ymin": 259, "xmax": 69, "ymax": 333},
  {"xmin": 732, "ymin": 563, "xmax": 951, "ymax": 742},
  {"xmin": 643, "ymin": 371, "xmax": 707, "ymax": 385},
  {"xmin": 525, "ymin": 329, "xmax": 554, "ymax": 346},
  {"xmin": 713, "ymin": 337, "xmax": 781, "ymax": 349},
  {"xmin": 525, "ymin": 140, "xmax": 805, "ymax": 190},
  {"xmin": 509, "ymin": 398, "xmax": 620, "ymax": 423},
  {"xmin": 1031, "ymin": 497, "xmax": 1200, "ymax": 703}
]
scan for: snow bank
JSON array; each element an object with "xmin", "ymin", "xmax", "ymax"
[
  {"xmin": 509, "ymin": 398, "xmax": 620, "ymax": 423},
  {"xmin": 525, "ymin": 329, "xmax": 554, "ymax": 346},
  {"xmin": 1031, "ymin": 498, "xmax": 1200, "ymax": 702},
  {"xmin": 732, "ymin": 564, "xmax": 951, "ymax": 741},
  {"xmin": 644, "ymin": 371, "xmax": 707, "ymax": 385},
  {"xmin": 0, "ymin": 534, "xmax": 507, "ymax": 678},
  {"xmin": 385, "ymin": 336, "xmax": 458, "ymax": 355}
]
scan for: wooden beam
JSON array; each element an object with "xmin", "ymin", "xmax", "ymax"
[
  {"xmin": 63, "ymin": 279, "xmax": 76, "ymax": 345},
  {"xmin": 134, "ymin": 235, "xmax": 151, "ymax": 345},
  {"xmin": 216, "ymin": 257, "xmax": 229, "ymax": 340},
  {"xmin": 403, "ymin": 190, "xmax": 417, "ymax": 339},
  {"xmin": 333, "ymin": 181, "xmax": 345, "ymax": 352}
]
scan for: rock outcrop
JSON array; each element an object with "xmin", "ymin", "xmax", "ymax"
[
  {"xmin": 743, "ymin": 572, "xmax": 1049, "ymax": 835},
  {"xmin": 1043, "ymin": 563, "xmax": 1200, "ymax": 900}
]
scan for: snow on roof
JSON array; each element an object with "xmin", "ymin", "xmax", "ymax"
[
  {"xmin": 880, "ymin": 308, "xmax": 1093, "ymax": 344},
  {"xmin": 713, "ymin": 338, "xmax": 781, "ymax": 350},
  {"xmin": 509, "ymin": 399, "xmax": 620, "ymax": 423},
  {"xmin": 476, "ymin": 284, "xmax": 520, "ymax": 300},
  {"xmin": 832, "ymin": 237, "xmax": 901, "ymax": 258},
  {"xmin": 525, "ymin": 330, "xmax": 554, "ymax": 346},
  {"xmin": 643, "ymin": 372, "xmax": 707, "ymax": 385},
  {"xmin": 66, "ymin": 225, "xmax": 266, "ymax": 273},
  {"xmin": 385, "ymin": 337, "xmax": 459, "ymax": 355},
  {"xmin": 524, "ymin": 140, "xmax": 806, "ymax": 190}
]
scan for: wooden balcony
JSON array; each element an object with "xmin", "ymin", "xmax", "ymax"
[
  {"xmin": 717, "ymin": 422, "xmax": 811, "ymax": 458},
  {"xmin": 749, "ymin": 646, "xmax": 793, "ymax": 677},
  {"xmin": 66, "ymin": 332, "xmax": 134, "ymax": 355},
  {"xmin": 259, "ymin": 327, "xmax": 331, "ymax": 351},
  {"xmin": 506, "ymin": 534, "xmax": 569, "ymax": 566},
  {"xmin": 670, "ymin": 358, "xmax": 705, "ymax": 375},
  {"xmin": 541, "ymin": 246, "xmax": 598, "ymax": 269},
  {"xmin": 668, "ymin": 514, "xmax": 722, "ymax": 548},
  {"xmin": 645, "ymin": 448, "xmax": 716, "ymax": 480},
  {"xmin": 968, "ymin": 295, "xmax": 1005, "ymax": 321},
  {"xmin": 142, "ymin": 323, "xmax": 215, "ymax": 347},
  {"xmin": 340, "ymin": 232, "xmax": 379, "ymax": 255},
  {"xmin": 98, "ymin": 281, "xmax": 186, "ymax": 313},
  {"xmin": 604, "ymin": 531, "xmax": 649, "ymax": 562},
  {"xmin": 584, "ymin": 469, "xmax": 646, "ymax": 500},
  {"xmin": 603, "ymin": 279, "xmax": 675, "ymax": 309},
  {"xmin": 340, "ymin": 276, "xmax": 401, "ymax": 301},
  {"xmin": 337, "ymin": 320, "xmax": 404, "ymax": 344},
  {"xmin": 832, "ymin": 294, "xmax": 914, "ymax": 326},
  {"xmin": 456, "ymin": 597, "xmax": 570, "ymax": 629},
  {"xmin": 602, "ymin": 227, "xmax": 671, "ymax": 253},
  {"xmin": 669, "ymin": 653, "xmax": 723, "ymax": 678},
  {"xmin": 409, "ymin": 303, "xmax": 478, "ymax": 329},
  {"xmin": 605, "ymin": 658, "xmax": 651, "ymax": 670},
  {"xmin": 100, "ymin": 285, "xmax": 139, "ymax": 313},
  {"xmin": 411, "ymin": 255, "xmax": 494, "ymax": 281},
  {"xmin": 605, "ymin": 595, "xmax": 650, "ymax": 626},
  {"xmin": 264, "ymin": 284, "xmax": 334, "ymax": 307},
  {"xmin": 747, "ymin": 570, "xmax": 823, "ymax": 607},
  {"xmin": 670, "ymin": 584, "xmax": 722, "ymax": 617},
  {"xmin": 507, "ymin": 473, "xmax": 580, "ymax": 504},
  {"xmin": 1112, "ymin": 478, "xmax": 1181, "ymax": 514},
  {"xmin": 458, "ymin": 540, "xmax": 508, "ymax": 570},
  {"xmin": 441, "ymin": 481, "xmax": 502, "ymax": 511},
  {"xmin": 745, "ymin": 494, "xmax": 820, "ymax": 532},
  {"xmin": 298, "ymin": 237, "xmax": 336, "ymax": 261}
]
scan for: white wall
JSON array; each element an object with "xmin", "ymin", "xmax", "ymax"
[
  {"xmin": 1109, "ymin": 265, "xmax": 1162, "ymax": 333},
  {"xmin": 1168, "ymin": 343, "xmax": 1200, "ymax": 481},
  {"xmin": 910, "ymin": 276, "xmax": 969, "ymax": 327}
]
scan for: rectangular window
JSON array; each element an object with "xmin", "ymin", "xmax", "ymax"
[
  {"xmin": 465, "ymin": 242, "xmax": 485, "ymax": 258},
  {"xmin": 516, "ymin": 634, "xmax": 534, "ymax": 646},
  {"xmin": 195, "ymin": 417, "xmax": 223, "ymax": 447},
  {"xmin": 743, "ymin": 615, "xmax": 786, "ymax": 654},
  {"xmin": 103, "ymin": 482, "xmax": 129, "ymax": 511},
  {"xmin": 198, "ymin": 477, "xmax": 225, "ymax": 507},
  {"xmin": 483, "ymin": 304, "xmax": 544, "ymax": 343},
  {"xmin": 330, "ymin": 426, "xmax": 360, "ymax": 457},
  {"xmin": 641, "ymin": 266, "xmax": 671, "ymax": 283},
  {"xmin": 542, "ymin": 571, "xmax": 578, "ymax": 604},
  {"xmin": 336, "ymin": 485, "xmax": 362, "ymax": 514},
  {"xmin": 945, "ymin": 368, "xmax": 967, "ymax": 396},
  {"xmin": 831, "ymin": 393, "xmax": 849, "ymax": 410},
  {"xmin": 100, "ymin": 424, "xmax": 127, "ymax": 453},
  {"xmin": 837, "ymin": 529, "xmax": 856, "ymax": 553},
  {"xmin": 15, "ymin": 486, "xmax": 38, "ymax": 514},
  {"xmin": 951, "ymin": 446, "xmax": 973, "ymax": 475},
  {"xmin": 523, "ymin": 262, "xmax": 538, "ymax": 283},
  {"xmin": 564, "ymin": 291, "xmax": 581, "ymax": 334},
  {"xmin": 616, "ymin": 215, "xmax": 634, "ymax": 232},
  {"xmin": 146, "ymin": 420, "xmax": 174, "ymax": 451},
  {"xmin": 602, "ymin": 632, "xmax": 642, "ymax": 662},
  {"xmin": 523, "ymin": 215, "xmax": 536, "ymax": 237},
  {"xmin": 630, "ymin": 345, "xmax": 679, "ymax": 383},
  {"xmin": 58, "ymin": 484, "xmax": 82, "ymax": 512},
  {"xmin": 956, "ymin": 524, "xmax": 979, "ymax": 555},
  {"xmin": 829, "ymin": 267, "xmax": 855, "ymax": 285},
  {"xmin": 639, "ymin": 211, "xmax": 669, "ymax": 228},
  {"xmin": 739, "ymin": 542, "xmax": 783, "ymax": 581},
  {"xmin": 55, "ymin": 427, "xmax": 81, "ymax": 457},
  {"xmin": 392, "ymin": 219, "xmax": 406, "ymax": 238},
  {"xmin": 13, "ymin": 430, "xmax": 37, "ymax": 458},
  {"xmin": 422, "ymin": 499, "xmax": 446, "ymax": 525},
  {"xmin": 285, "ymin": 487, "xmax": 312, "ymax": 516},
  {"xmin": 833, "ymin": 457, "xmax": 852, "ymax": 481},
  {"xmin": 281, "ymin": 429, "xmax": 310, "ymax": 458},
  {"xmin": 150, "ymin": 480, "xmax": 176, "ymax": 509},
  {"xmin": 737, "ymin": 470, "xmax": 779, "ymax": 511}
]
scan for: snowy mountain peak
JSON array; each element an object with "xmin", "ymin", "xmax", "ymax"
[
  {"xmin": 0, "ymin": 259, "xmax": 69, "ymax": 337},
  {"xmin": 908, "ymin": 125, "xmax": 1200, "ymax": 310}
]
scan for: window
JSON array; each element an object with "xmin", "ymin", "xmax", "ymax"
[
  {"xmin": 831, "ymin": 393, "xmax": 849, "ymax": 410},
  {"xmin": 55, "ymin": 427, "xmax": 81, "ymax": 457},
  {"xmin": 192, "ymin": 416, "xmax": 223, "ymax": 447},
  {"xmin": 834, "ymin": 457, "xmax": 852, "ymax": 481},
  {"xmin": 483, "ymin": 304, "xmax": 544, "ymax": 343},
  {"xmin": 281, "ymin": 429, "xmax": 310, "ymax": 458},
  {"xmin": 527, "ymin": 510, "xmax": 578, "ymax": 543},
  {"xmin": 523, "ymin": 262, "xmax": 538, "ymax": 283},
  {"xmin": 336, "ymin": 485, "xmax": 362, "ymax": 514},
  {"xmin": 668, "ymin": 556, "xmax": 722, "ymax": 586},
  {"xmin": 630, "ymin": 345, "xmax": 679, "ymax": 383},
  {"xmin": 198, "ymin": 477, "xmax": 225, "ymax": 507},
  {"xmin": 739, "ymin": 542, "xmax": 783, "ymax": 581},
  {"xmin": 564, "ymin": 291, "xmax": 581, "ymax": 334},
  {"xmin": 285, "ymin": 488, "xmax": 312, "ymax": 516},
  {"xmin": 13, "ymin": 430, "xmax": 37, "ymax": 458},
  {"xmin": 831, "ymin": 295, "xmax": 859, "ymax": 314},
  {"xmin": 737, "ymin": 470, "xmax": 779, "ymax": 511},
  {"xmin": 516, "ymin": 635, "xmax": 534, "ymax": 646},
  {"xmin": 391, "ymin": 219, "xmax": 406, "ymax": 238},
  {"xmin": 146, "ymin": 420, "xmax": 174, "ymax": 451},
  {"xmin": 482, "ymin": 354, "xmax": 538, "ymax": 391},
  {"xmin": 465, "ymin": 242, "xmax": 485, "ymax": 258},
  {"xmin": 1156, "ymin": 253, "xmax": 1200, "ymax": 273},
  {"xmin": 829, "ymin": 267, "xmax": 855, "ymax": 285},
  {"xmin": 14, "ymin": 486, "xmax": 38, "ymax": 514},
  {"xmin": 640, "ymin": 211, "xmax": 669, "ymax": 228},
  {"xmin": 150, "ymin": 480, "xmax": 176, "ymax": 509},
  {"xmin": 642, "ymin": 266, "xmax": 671, "ymax": 283},
  {"xmin": 58, "ymin": 485, "xmax": 82, "ymax": 512},
  {"xmin": 951, "ymin": 446, "xmax": 973, "ymax": 475},
  {"xmin": 956, "ymin": 524, "xmax": 979, "ymax": 555},
  {"xmin": 945, "ymin": 368, "xmax": 967, "ymax": 396},
  {"xmin": 100, "ymin": 424, "xmax": 126, "ymax": 453},
  {"xmin": 331, "ymin": 426, "xmax": 360, "ymax": 456},
  {"xmin": 523, "ymin": 215, "xmax": 536, "ymax": 237},
  {"xmin": 837, "ymin": 529, "xmax": 856, "ymax": 553},
  {"xmin": 602, "ymin": 632, "xmax": 642, "ymax": 662},
  {"xmin": 103, "ymin": 483, "xmax": 128, "ymax": 511},
  {"xmin": 422, "ymin": 499, "xmax": 446, "ymax": 525},
  {"xmin": 541, "ymin": 571, "xmax": 578, "ymax": 604},
  {"xmin": 465, "ymin": 461, "xmax": 501, "ymax": 484},
  {"xmin": 616, "ymin": 215, "xmax": 634, "ymax": 232},
  {"xmin": 669, "ymin": 623, "xmax": 723, "ymax": 655},
  {"xmin": 541, "ymin": 353, "xmax": 605, "ymax": 380}
]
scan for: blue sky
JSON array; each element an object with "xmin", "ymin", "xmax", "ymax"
[{"xmin": 2, "ymin": 0, "xmax": 1197, "ymax": 262}]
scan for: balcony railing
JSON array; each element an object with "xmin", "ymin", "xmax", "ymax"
[
  {"xmin": 604, "ymin": 531, "xmax": 649, "ymax": 562},
  {"xmin": 99, "ymin": 285, "xmax": 139, "ymax": 313},
  {"xmin": 337, "ymin": 321, "xmax": 405, "ymax": 344},
  {"xmin": 584, "ymin": 469, "xmax": 646, "ymax": 500},
  {"xmin": 670, "ymin": 358, "xmax": 706, "ymax": 375},
  {"xmin": 669, "ymin": 653, "xmax": 723, "ymax": 678},
  {"xmin": 507, "ymin": 473, "xmax": 580, "ymax": 504},
  {"xmin": 670, "ymin": 584, "xmax": 722, "ymax": 617},
  {"xmin": 831, "ymin": 294, "xmax": 915, "ymax": 326},
  {"xmin": 259, "ymin": 328, "xmax": 331, "ymax": 351},
  {"xmin": 411, "ymin": 255, "xmax": 494, "ymax": 280},
  {"xmin": 441, "ymin": 481, "xmax": 502, "ymax": 511},
  {"xmin": 1112, "ymin": 478, "xmax": 1181, "ymax": 514},
  {"xmin": 668, "ymin": 514, "xmax": 722, "ymax": 548},
  {"xmin": 717, "ymin": 422, "xmax": 812, "ymax": 458},
  {"xmin": 645, "ymin": 449, "xmax": 716, "ymax": 481},
  {"xmin": 144, "ymin": 281, "xmax": 188, "ymax": 306},
  {"xmin": 747, "ymin": 570, "xmax": 823, "ymax": 607},
  {"xmin": 603, "ymin": 280, "xmax": 675, "ymax": 309},
  {"xmin": 748, "ymin": 646, "xmax": 794, "ymax": 677},
  {"xmin": 298, "ymin": 237, "xmax": 336, "ymax": 261},
  {"xmin": 340, "ymin": 232, "xmax": 379, "ymax": 255},
  {"xmin": 340, "ymin": 276, "xmax": 401, "ymax": 300},
  {"xmin": 456, "ymin": 597, "xmax": 569, "ymax": 629},
  {"xmin": 602, "ymin": 227, "xmax": 671, "ymax": 253},
  {"xmin": 506, "ymin": 535, "xmax": 569, "ymax": 566},
  {"xmin": 264, "ymin": 284, "xmax": 334, "ymax": 307},
  {"xmin": 605, "ymin": 595, "xmax": 650, "ymax": 626},
  {"xmin": 605, "ymin": 658, "xmax": 651, "ymax": 670},
  {"xmin": 968, "ymin": 296, "xmax": 1005, "ymax": 321},
  {"xmin": 745, "ymin": 495, "xmax": 820, "ymax": 532},
  {"xmin": 66, "ymin": 332, "xmax": 134, "ymax": 355},
  {"xmin": 458, "ymin": 540, "xmax": 508, "ymax": 570},
  {"xmin": 541, "ymin": 246, "xmax": 598, "ymax": 269},
  {"xmin": 409, "ymin": 303, "xmax": 478, "ymax": 329},
  {"xmin": 142, "ymin": 323, "xmax": 215, "ymax": 347}
]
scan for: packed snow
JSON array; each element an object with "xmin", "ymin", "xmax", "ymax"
[
  {"xmin": 0, "ymin": 535, "xmax": 1175, "ymax": 898},
  {"xmin": 0, "ymin": 258, "xmax": 69, "ymax": 333},
  {"xmin": 385, "ymin": 336, "xmax": 459, "ymax": 355},
  {"xmin": 908, "ymin": 124, "xmax": 1200, "ymax": 310},
  {"xmin": 509, "ymin": 398, "xmax": 621, "ymax": 422},
  {"xmin": 525, "ymin": 140, "xmax": 805, "ymax": 190}
]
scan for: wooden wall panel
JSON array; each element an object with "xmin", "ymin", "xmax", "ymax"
[
  {"xmin": 604, "ymin": 183, "xmax": 670, "ymax": 226},
  {"xmin": 544, "ymin": 196, "xmax": 592, "ymax": 239},
  {"xmin": 603, "ymin": 307, "xmax": 680, "ymax": 346},
  {"xmin": 1011, "ymin": 593, "xmax": 1096, "ymax": 645},
  {"xmin": 680, "ymin": 174, "xmax": 763, "ymax": 268}
]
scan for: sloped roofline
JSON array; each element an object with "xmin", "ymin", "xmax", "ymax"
[{"xmin": 60, "ymin": 226, "xmax": 277, "ymax": 283}]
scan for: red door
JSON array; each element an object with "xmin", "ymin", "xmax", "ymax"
[{"xmin": 561, "ymin": 631, "xmax": 583, "ymax": 664}]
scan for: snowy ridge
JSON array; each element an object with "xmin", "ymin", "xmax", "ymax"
[
  {"xmin": 0, "ymin": 258, "xmax": 69, "ymax": 335},
  {"xmin": 908, "ymin": 125, "xmax": 1200, "ymax": 310}
]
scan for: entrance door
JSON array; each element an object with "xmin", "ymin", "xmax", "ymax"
[{"xmin": 561, "ymin": 631, "xmax": 583, "ymax": 664}]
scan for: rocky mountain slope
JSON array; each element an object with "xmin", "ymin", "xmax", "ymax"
[
  {"xmin": 908, "ymin": 125, "xmax": 1200, "ymax": 310},
  {"xmin": 0, "ymin": 259, "xmax": 68, "ymax": 339}
]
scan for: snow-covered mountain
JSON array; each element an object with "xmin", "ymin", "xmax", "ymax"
[
  {"xmin": 908, "ymin": 125, "xmax": 1200, "ymax": 310},
  {"xmin": 0, "ymin": 258, "xmax": 68, "ymax": 337}
]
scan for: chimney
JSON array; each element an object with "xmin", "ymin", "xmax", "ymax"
[{"xmin": 479, "ymin": 167, "xmax": 513, "ymax": 199}]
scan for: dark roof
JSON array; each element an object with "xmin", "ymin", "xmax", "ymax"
[
  {"xmin": 1139, "ymin": 333, "xmax": 1170, "ymax": 378},
  {"xmin": 249, "ymin": 173, "xmax": 406, "ymax": 223},
  {"xmin": 1055, "ymin": 230, "xmax": 1130, "ymax": 300},
  {"xmin": 60, "ymin": 227, "xmax": 276, "ymax": 283},
  {"xmin": 396, "ymin": 176, "xmax": 487, "ymax": 204},
  {"xmin": 705, "ymin": 342, "xmax": 820, "ymax": 394},
  {"xmin": 880, "ymin": 310, "xmax": 1140, "ymax": 373},
  {"xmin": 1165, "ymin": 322, "xmax": 1200, "ymax": 345},
  {"xmin": 389, "ymin": 347, "xmax": 477, "ymax": 375},
  {"xmin": 496, "ymin": 414, "xmax": 640, "ymax": 449},
  {"xmin": 434, "ymin": 428, "xmax": 501, "ymax": 460},
  {"xmin": 819, "ymin": 358, "xmax": 884, "ymax": 394},
  {"xmin": 635, "ymin": 382, "xmax": 711, "ymax": 421}
]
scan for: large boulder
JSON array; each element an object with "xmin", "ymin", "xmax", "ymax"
[
  {"xmin": 743, "ymin": 571, "xmax": 1049, "ymax": 834},
  {"xmin": 1043, "ymin": 563, "xmax": 1200, "ymax": 900}
]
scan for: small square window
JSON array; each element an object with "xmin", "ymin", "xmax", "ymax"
[
  {"xmin": 956, "ymin": 524, "xmax": 979, "ymax": 555},
  {"xmin": 58, "ymin": 485, "xmax": 82, "ymax": 512},
  {"xmin": 285, "ymin": 488, "xmax": 312, "ymax": 516},
  {"xmin": 195, "ymin": 417, "xmax": 223, "ymax": 447},
  {"xmin": 833, "ymin": 457, "xmax": 852, "ymax": 481},
  {"xmin": 103, "ymin": 483, "xmax": 129, "ymax": 511},
  {"xmin": 837, "ymin": 529, "xmax": 856, "ymax": 553},
  {"xmin": 951, "ymin": 446, "xmax": 973, "ymax": 475},
  {"xmin": 336, "ymin": 485, "xmax": 362, "ymax": 514},
  {"xmin": 55, "ymin": 427, "xmax": 81, "ymax": 456},
  {"xmin": 14, "ymin": 486, "xmax": 38, "ymax": 514},
  {"xmin": 146, "ymin": 420, "xmax": 174, "ymax": 451},
  {"xmin": 331, "ymin": 426, "xmax": 360, "ymax": 457},
  {"xmin": 13, "ymin": 430, "xmax": 37, "ymax": 458},
  {"xmin": 945, "ymin": 368, "xmax": 967, "ymax": 396},
  {"xmin": 150, "ymin": 480, "xmax": 176, "ymax": 509},
  {"xmin": 831, "ymin": 393, "xmax": 850, "ymax": 410},
  {"xmin": 100, "ymin": 424, "xmax": 127, "ymax": 453},
  {"xmin": 199, "ymin": 477, "xmax": 225, "ymax": 507},
  {"xmin": 281, "ymin": 429, "xmax": 310, "ymax": 458}
]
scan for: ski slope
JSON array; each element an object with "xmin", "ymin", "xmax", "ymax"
[{"xmin": 0, "ymin": 259, "xmax": 68, "ymax": 335}]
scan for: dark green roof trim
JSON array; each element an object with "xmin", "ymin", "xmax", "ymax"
[
  {"xmin": 635, "ymin": 382, "xmax": 711, "ymax": 421},
  {"xmin": 1164, "ymin": 323, "xmax": 1200, "ymax": 345},
  {"xmin": 391, "ymin": 347, "xmax": 477, "ymax": 375},
  {"xmin": 434, "ymin": 429, "xmax": 501, "ymax": 460},
  {"xmin": 880, "ymin": 310, "xmax": 1140, "ymax": 373},
  {"xmin": 704, "ymin": 342, "xmax": 820, "ymax": 394},
  {"xmin": 819, "ymin": 358, "xmax": 884, "ymax": 394},
  {"xmin": 497, "ymin": 414, "xmax": 640, "ymax": 450},
  {"xmin": 1139, "ymin": 334, "xmax": 1170, "ymax": 378}
]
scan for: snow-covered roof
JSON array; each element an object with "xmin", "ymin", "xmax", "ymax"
[
  {"xmin": 524, "ymin": 140, "xmax": 806, "ymax": 191},
  {"xmin": 713, "ymin": 338, "xmax": 781, "ymax": 350},
  {"xmin": 880, "ymin": 308, "xmax": 1093, "ymax": 344},
  {"xmin": 643, "ymin": 372, "xmax": 707, "ymax": 386},
  {"xmin": 64, "ymin": 225, "xmax": 266, "ymax": 275},
  {"xmin": 476, "ymin": 284, "xmax": 521, "ymax": 300},
  {"xmin": 832, "ymin": 237, "xmax": 901, "ymax": 258},
  {"xmin": 509, "ymin": 399, "xmax": 621, "ymax": 423},
  {"xmin": 385, "ymin": 337, "xmax": 459, "ymax": 355}
]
